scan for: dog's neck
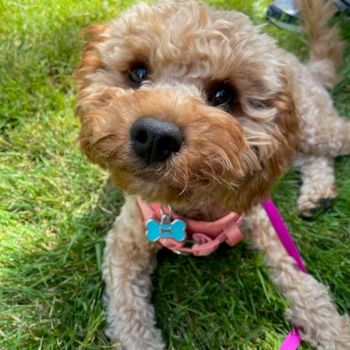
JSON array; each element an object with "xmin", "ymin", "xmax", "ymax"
[{"xmin": 174, "ymin": 198, "xmax": 231, "ymax": 222}]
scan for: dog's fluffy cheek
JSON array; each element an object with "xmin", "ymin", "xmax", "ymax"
[
  {"xmin": 221, "ymin": 74, "xmax": 300, "ymax": 213},
  {"xmin": 78, "ymin": 110, "xmax": 131, "ymax": 169}
]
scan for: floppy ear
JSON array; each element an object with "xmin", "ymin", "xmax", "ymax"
[
  {"xmin": 223, "ymin": 71, "xmax": 300, "ymax": 213},
  {"xmin": 74, "ymin": 24, "xmax": 111, "ymax": 91},
  {"xmin": 74, "ymin": 24, "xmax": 118, "ymax": 169}
]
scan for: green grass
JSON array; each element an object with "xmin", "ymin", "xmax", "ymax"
[{"xmin": 0, "ymin": 0, "xmax": 349, "ymax": 349}]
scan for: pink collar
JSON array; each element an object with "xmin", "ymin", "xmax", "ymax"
[{"xmin": 137, "ymin": 197, "xmax": 244, "ymax": 256}]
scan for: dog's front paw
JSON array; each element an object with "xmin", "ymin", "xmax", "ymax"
[
  {"xmin": 106, "ymin": 324, "xmax": 165, "ymax": 350},
  {"xmin": 298, "ymin": 196, "xmax": 335, "ymax": 218},
  {"xmin": 108, "ymin": 334, "xmax": 165, "ymax": 350},
  {"xmin": 297, "ymin": 183, "xmax": 338, "ymax": 218}
]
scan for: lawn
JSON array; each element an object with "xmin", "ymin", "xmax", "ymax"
[{"xmin": 0, "ymin": 0, "xmax": 349, "ymax": 349}]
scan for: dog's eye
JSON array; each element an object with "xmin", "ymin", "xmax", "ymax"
[
  {"xmin": 129, "ymin": 65, "xmax": 148, "ymax": 84},
  {"xmin": 210, "ymin": 83, "xmax": 235, "ymax": 108}
]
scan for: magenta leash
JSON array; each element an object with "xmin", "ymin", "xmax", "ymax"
[
  {"xmin": 262, "ymin": 198, "xmax": 308, "ymax": 350},
  {"xmin": 279, "ymin": 328, "xmax": 301, "ymax": 350}
]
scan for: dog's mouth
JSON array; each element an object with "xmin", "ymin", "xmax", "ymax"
[
  {"xmin": 123, "ymin": 165, "xmax": 167, "ymax": 183},
  {"xmin": 112, "ymin": 161, "xmax": 198, "ymax": 209}
]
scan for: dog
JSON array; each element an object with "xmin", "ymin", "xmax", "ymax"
[{"xmin": 74, "ymin": 0, "xmax": 350, "ymax": 348}]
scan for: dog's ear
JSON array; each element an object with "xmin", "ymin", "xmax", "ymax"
[
  {"xmin": 74, "ymin": 24, "xmax": 116, "ymax": 169},
  {"xmin": 223, "ymin": 70, "xmax": 300, "ymax": 213},
  {"xmin": 74, "ymin": 24, "xmax": 111, "ymax": 91},
  {"xmin": 74, "ymin": 23, "xmax": 116, "ymax": 118}
]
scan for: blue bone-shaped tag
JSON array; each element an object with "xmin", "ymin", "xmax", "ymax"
[{"xmin": 146, "ymin": 218, "xmax": 186, "ymax": 242}]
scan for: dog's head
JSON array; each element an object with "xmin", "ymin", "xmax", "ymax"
[{"xmin": 75, "ymin": 0, "xmax": 299, "ymax": 213}]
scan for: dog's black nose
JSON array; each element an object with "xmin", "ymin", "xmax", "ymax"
[{"xmin": 130, "ymin": 117, "xmax": 184, "ymax": 165}]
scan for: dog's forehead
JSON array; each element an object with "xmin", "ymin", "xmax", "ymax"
[
  {"xmin": 121, "ymin": 1, "xmax": 253, "ymax": 32},
  {"xmin": 97, "ymin": 0, "xmax": 281, "ymax": 95},
  {"xmin": 115, "ymin": 1, "xmax": 259, "ymax": 52},
  {"xmin": 108, "ymin": 1, "xmax": 275, "ymax": 69}
]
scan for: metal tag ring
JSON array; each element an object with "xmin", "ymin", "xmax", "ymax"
[{"xmin": 160, "ymin": 205, "xmax": 172, "ymax": 219}]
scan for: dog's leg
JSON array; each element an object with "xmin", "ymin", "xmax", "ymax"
[
  {"xmin": 102, "ymin": 196, "xmax": 164, "ymax": 350},
  {"xmin": 243, "ymin": 206, "xmax": 350, "ymax": 350},
  {"xmin": 301, "ymin": 115, "xmax": 350, "ymax": 157},
  {"xmin": 293, "ymin": 153, "xmax": 338, "ymax": 218}
]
